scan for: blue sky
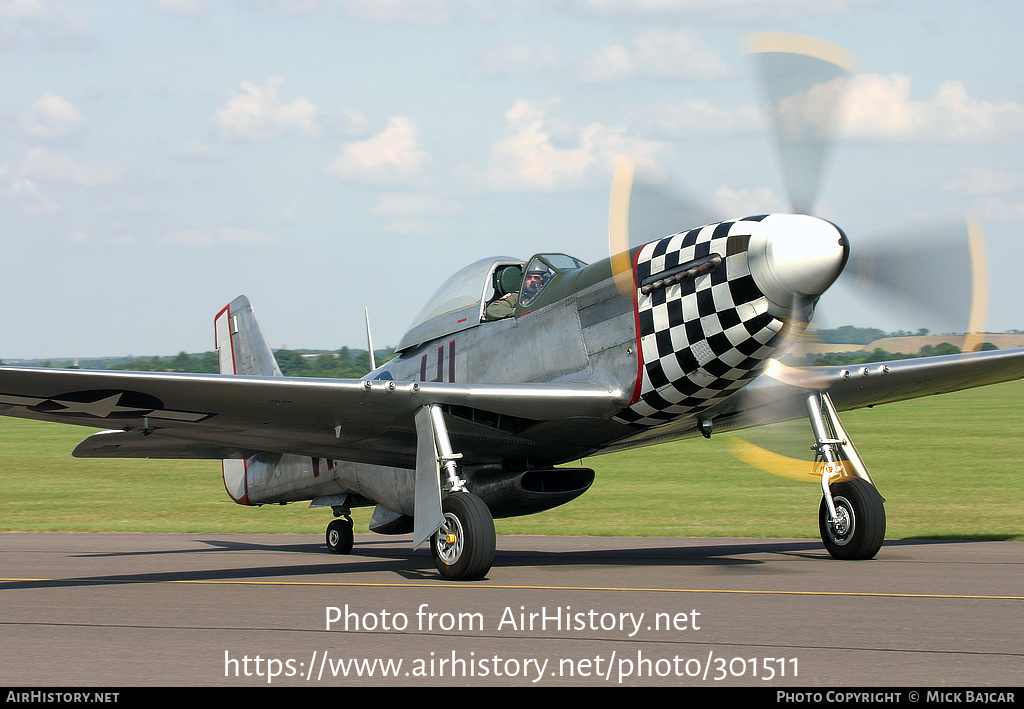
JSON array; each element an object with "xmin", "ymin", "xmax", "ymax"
[{"xmin": 2, "ymin": 0, "xmax": 1023, "ymax": 359}]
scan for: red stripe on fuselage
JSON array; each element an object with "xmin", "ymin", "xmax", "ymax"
[{"xmin": 629, "ymin": 248, "xmax": 644, "ymax": 405}]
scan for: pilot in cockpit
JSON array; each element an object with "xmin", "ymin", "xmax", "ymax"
[{"xmin": 519, "ymin": 267, "xmax": 549, "ymax": 305}]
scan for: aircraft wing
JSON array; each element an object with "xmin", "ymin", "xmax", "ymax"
[
  {"xmin": 602, "ymin": 347, "xmax": 1024, "ymax": 450},
  {"xmin": 0, "ymin": 367, "xmax": 626, "ymax": 468},
  {"xmin": 729, "ymin": 346, "xmax": 1024, "ymax": 420}
]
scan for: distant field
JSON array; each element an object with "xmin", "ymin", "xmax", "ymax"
[
  {"xmin": 791, "ymin": 333, "xmax": 1024, "ymax": 357},
  {"xmin": 0, "ymin": 379, "xmax": 1022, "ymax": 541}
]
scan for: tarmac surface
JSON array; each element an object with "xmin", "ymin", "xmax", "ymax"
[{"xmin": 1, "ymin": 532, "xmax": 1021, "ymax": 688}]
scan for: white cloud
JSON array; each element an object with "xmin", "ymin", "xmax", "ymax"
[
  {"xmin": 568, "ymin": 0, "xmax": 878, "ymax": 23},
  {"xmin": 162, "ymin": 227, "xmax": 278, "ymax": 247},
  {"xmin": 580, "ymin": 27, "xmax": 733, "ymax": 83},
  {"xmin": 942, "ymin": 167, "xmax": 1024, "ymax": 196},
  {"xmin": 484, "ymin": 98, "xmax": 666, "ymax": 192},
  {"xmin": 20, "ymin": 93, "xmax": 84, "ymax": 138},
  {"xmin": 212, "ymin": 77, "xmax": 319, "ymax": 141},
  {"xmin": 219, "ymin": 227, "xmax": 279, "ymax": 245},
  {"xmin": 236, "ymin": 0, "xmax": 321, "ymax": 14},
  {"xmin": 20, "ymin": 147, "xmax": 121, "ymax": 186},
  {"xmin": 478, "ymin": 44, "xmax": 560, "ymax": 77},
  {"xmin": 711, "ymin": 185, "xmax": 785, "ymax": 217},
  {"xmin": 150, "ymin": 0, "xmax": 204, "ymax": 16},
  {"xmin": 336, "ymin": 0, "xmax": 452, "ymax": 25},
  {"xmin": 0, "ymin": 147, "xmax": 119, "ymax": 214},
  {"xmin": 636, "ymin": 98, "xmax": 762, "ymax": 138},
  {"xmin": 334, "ymin": 107, "xmax": 372, "ymax": 137},
  {"xmin": 940, "ymin": 168, "xmax": 1024, "ymax": 223},
  {"xmin": 180, "ymin": 139, "xmax": 223, "ymax": 161},
  {"xmin": 0, "ymin": 164, "xmax": 56, "ymax": 214},
  {"xmin": 325, "ymin": 116, "xmax": 429, "ymax": 183},
  {"xmin": 839, "ymin": 74, "xmax": 1024, "ymax": 143},
  {"xmin": 970, "ymin": 197, "xmax": 1024, "ymax": 223},
  {"xmin": 371, "ymin": 192, "xmax": 462, "ymax": 218},
  {"xmin": 163, "ymin": 229, "xmax": 213, "ymax": 247},
  {"xmin": 0, "ymin": 0, "xmax": 91, "ymax": 48}
]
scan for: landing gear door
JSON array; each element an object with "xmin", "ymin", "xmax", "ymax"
[{"xmin": 412, "ymin": 406, "xmax": 444, "ymax": 549}]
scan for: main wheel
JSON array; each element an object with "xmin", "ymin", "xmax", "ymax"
[
  {"xmin": 819, "ymin": 477, "xmax": 885, "ymax": 560},
  {"xmin": 430, "ymin": 493, "xmax": 495, "ymax": 581},
  {"xmin": 326, "ymin": 516, "xmax": 354, "ymax": 554}
]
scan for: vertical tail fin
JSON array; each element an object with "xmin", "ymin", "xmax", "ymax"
[
  {"xmin": 214, "ymin": 296, "xmax": 282, "ymax": 377},
  {"xmin": 214, "ymin": 296, "xmax": 278, "ymax": 507}
]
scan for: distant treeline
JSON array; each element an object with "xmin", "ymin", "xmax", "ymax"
[
  {"xmin": 0, "ymin": 329, "xmax": 1008, "ymax": 375},
  {"xmin": 0, "ymin": 347, "xmax": 396, "ymax": 378},
  {"xmin": 786, "ymin": 341, "xmax": 999, "ymax": 367},
  {"xmin": 808, "ymin": 325, "xmax": 1022, "ymax": 345}
]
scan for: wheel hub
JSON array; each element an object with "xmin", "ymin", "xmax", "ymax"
[
  {"xmin": 828, "ymin": 497, "xmax": 854, "ymax": 545},
  {"xmin": 435, "ymin": 513, "xmax": 464, "ymax": 566}
]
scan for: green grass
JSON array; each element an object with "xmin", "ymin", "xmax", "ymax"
[{"xmin": 1, "ymin": 380, "xmax": 1022, "ymax": 540}]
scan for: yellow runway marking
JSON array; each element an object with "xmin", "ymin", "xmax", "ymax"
[{"xmin": 2, "ymin": 577, "xmax": 1021, "ymax": 601}]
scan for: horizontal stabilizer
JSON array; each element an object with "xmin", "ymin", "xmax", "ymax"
[{"xmin": 73, "ymin": 429, "xmax": 254, "ymax": 459}]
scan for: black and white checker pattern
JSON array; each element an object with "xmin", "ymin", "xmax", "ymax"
[{"xmin": 614, "ymin": 216, "xmax": 786, "ymax": 427}]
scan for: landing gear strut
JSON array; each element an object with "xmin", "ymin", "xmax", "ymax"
[
  {"xmin": 806, "ymin": 392, "xmax": 886, "ymax": 560},
  {"xmin": 416, "ymin": 403, "xmax": 497, "ymax": 581}
]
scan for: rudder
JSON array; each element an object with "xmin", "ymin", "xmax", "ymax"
[
  {"xmin": 214, "ymin": 296, "xmax": 282, "ymax": 377},
  {"xmin": 214, "ymin": 296, "xmax": 280, "ymax": 506}
]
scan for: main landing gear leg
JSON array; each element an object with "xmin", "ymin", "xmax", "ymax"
[
  {"xmin": 420, "ymin": 404, "xmax": 496, "ymax": 581},
  {"xmin": 805, "ymin": 392, "xmax": 886, "ymax": 560}
]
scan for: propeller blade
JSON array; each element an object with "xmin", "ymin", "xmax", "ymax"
[
  {"xmin": 609, "ymin": 154, "xmax": 636, "ymax": 298},
  {"xmin": 627, "ymin": 169, "xmax": 723, "ymax": 244},
  {"xmin": 730, "ymin": 216, "xmax": 989, "ymax": 480},
  {"xmin": 729, "ymin": 431, "xmax": 823, "ymax": 483},
  {"xmin": 817, "ymin": 215, "xmax": 989, "ymax": 349},
  {"xmin": 745, "ymin": 32, "xmax": 858, "ymax": 214},
  {"xmin": 608, "ymin": 155, "xmax": 723, "ymax": 298}
]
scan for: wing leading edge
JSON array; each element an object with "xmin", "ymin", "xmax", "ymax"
[
  {"xmin": 0, "ymin": 366, "xmax": 627, "ymax": 468},
  {"xmin": 3, "ymin": 346, "xmax": 1021, "ymax": 465},
  {"xmin": 599, "ymin": 346, "xmax": 1024, "ymax": 451}
]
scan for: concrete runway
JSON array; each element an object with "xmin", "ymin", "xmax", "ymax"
[{"xmin": 1, "ymin": 532, "xmax": 1021, "ymax": 687}]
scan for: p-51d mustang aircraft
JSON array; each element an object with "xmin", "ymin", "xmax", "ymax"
[{"xmin": 2, "ymin": 35, "xmax": 1023, "ymax": 581}]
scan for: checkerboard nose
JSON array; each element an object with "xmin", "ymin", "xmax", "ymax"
[{"xmin": 746, "ymin": 214, "xmax": 848, "ymax": 315}]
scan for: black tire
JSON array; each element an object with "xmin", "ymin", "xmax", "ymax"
[
  {"xmin": 430, "ymin": 493, "xmax": 495, "ymax": 581},
  {"xmin": 819, "ymin": 477, "xmax": 885, "ymax": 560},
  {"xmin": 326, "ymin": 516, "xmax": 354, "ymax": 555}
]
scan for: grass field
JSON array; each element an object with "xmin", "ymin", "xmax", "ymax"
[{"xmin": 1, "ymin": 379, "xmax": 1021, "ymax": 541}]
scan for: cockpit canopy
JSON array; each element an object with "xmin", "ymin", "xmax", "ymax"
[
  {"xmin": 519, "ymin": 254, "xmax": 587, "ymax": 308},
  {"xmin": 396, "ymin": 253, "xmax": 587, "ymax": 352}
]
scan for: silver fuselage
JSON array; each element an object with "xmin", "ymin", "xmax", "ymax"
[{"xmin": 241, "ymin": 214, "xmax": 849, "ymax": 520}]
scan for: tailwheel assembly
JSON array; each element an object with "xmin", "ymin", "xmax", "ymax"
[{"xmin": 326, "ymin": 515, "xmax": 354, "ymax": 555}]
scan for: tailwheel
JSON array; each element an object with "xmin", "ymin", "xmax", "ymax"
[
  {"xmin": 326, "ymin": 516, "xmax": 354, "ymax": 554},
  {"xmin": 430, "ymin": 493, "xmax": 495, "ymax": 581},
  {"xmin": 819, "ymin": 477, "xmax": 885, "ymax": 560}
]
